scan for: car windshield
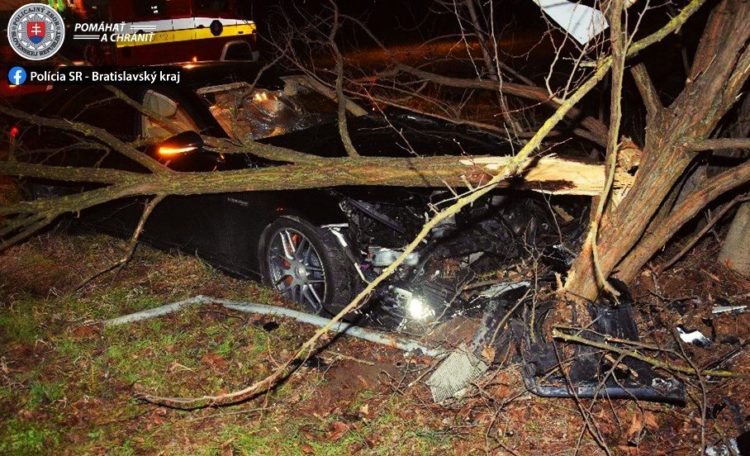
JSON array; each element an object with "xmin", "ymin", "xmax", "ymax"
[{"xmin": 197, "ymin": 80, "xmax": 337, "ymax": 142}]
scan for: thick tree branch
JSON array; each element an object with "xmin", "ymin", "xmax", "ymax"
[
  {"xmin": 687, "ymin": 138, "xmax": 750, "ymax": 151},
  {"xmin": 1, "ymin": 155, "xmax": 612, "ymax": 197},
  {"xmin": 658, "ymin": 192, "xmax": 750, "ymax": 272},
  {"xmin": 630, "ymin": 63, "xmax": 663, "ymax": 119},
  {"xmin": 0, "ymin": 105, "xmax": 167, "ymax": 175},
  {"xmin": 0, "ymin": 160, "xmax": 142, "ymax": 184},
  {"xmin": 565, "ymin": 0, "xmax": 744, "ymax": 302},
  {"xmin": 616, "ymin": 159, "xmax": 750, "ymax": 281}
]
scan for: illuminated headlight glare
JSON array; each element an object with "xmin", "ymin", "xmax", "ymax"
[{"xmin": 406, "ymin": 296, "xmax": 434, "ymax": 320}]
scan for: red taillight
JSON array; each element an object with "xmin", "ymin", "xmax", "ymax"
[{"xmin": 9, "ymin": 126, "xmax": 19, "ymax": 140}]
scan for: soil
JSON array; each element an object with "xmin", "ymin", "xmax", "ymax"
[{"xmin": 1, "ymin": 231, "xmax": 749, "ymax": 455}]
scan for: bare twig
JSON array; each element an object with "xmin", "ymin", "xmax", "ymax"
[
  {"xmin": 552, "ymin": 329, "xmax": 742, "ymax": 378},
  {"xmin": 328, "ymin": 0, "xmax": 360, "ymax": 158}
]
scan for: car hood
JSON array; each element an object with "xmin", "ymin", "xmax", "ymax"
[{"xmin": 257, "ymin": 111, "xmax": 516, "ymax": 159}]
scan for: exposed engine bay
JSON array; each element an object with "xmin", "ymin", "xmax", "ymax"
[{"xmin": 327, "ymin": 189, "xmax": 587, "ymax": 331}]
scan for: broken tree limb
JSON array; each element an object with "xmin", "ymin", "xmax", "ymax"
[
  {"xmin": 1, "ymin": 155, "xmax": 616, "ymax": 195},
  {"xmin": 0, "ymin": 150, "xmax": 616, "ymax": 251},
  {"xmin": 552, "ymin": 329, "xmax": 742, "ymax": 378}
]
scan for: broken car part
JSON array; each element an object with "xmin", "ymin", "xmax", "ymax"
[
  {"xmin": 712, "ymin": 304, "xmax": 748, "ymax": 315},
  {"xmin": 677, "ymin": 325, "xmax": 712, "ymax": 348},
  {"xmin": 427, "ymin": 284, "xmax": 531, "ymax": 402},
  {"xmin": 104, "ymin": 295, "xmax": 445, "ymax": 357},
  {"xmin": 514, "ymin": 298, "xmax": 686, "ymax": 404}
]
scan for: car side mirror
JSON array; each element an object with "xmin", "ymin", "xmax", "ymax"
[{"xmin": 155, "ymin": 131, "xmax": 204, "ymax": 158}]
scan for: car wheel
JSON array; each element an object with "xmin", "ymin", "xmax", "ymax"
[{"xmin": 259, "ymin": 216, "xmax": 358, "ymax": 316}]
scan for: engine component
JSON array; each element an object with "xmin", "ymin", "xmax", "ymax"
[{"xmin": 369, "ymin": 246, "xmax": 420, "ymax": 267}]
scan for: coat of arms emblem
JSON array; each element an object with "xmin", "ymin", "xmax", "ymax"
[{"xmin": 7, "ymin": 4, "xmax": 65, "ymax": 60}]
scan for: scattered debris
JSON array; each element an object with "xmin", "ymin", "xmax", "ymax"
[
  {"xmin": 426, "ymin": 344, "xmax": 488, "ymax": 403},
  {"xmin": 677, "ymin": 325, "xmax": 713, "ymax": 348},
  {"xmin": 712, "ymin": 304, "xmax": 748, "ymax": 315},
  {"xmin": 525, "ymin": 299, "xmax": 688, "ymax": 403},
  {"xmin": 476, "ymin": 281, "xmax": 530, "ymax": 299},
  {"xmin": 426, "ymin": 285, "xmax": 529, "ymax": 402},
  {"xmin": 705, "ymin": 439, "xmax": 741, "ymax": 456},
  {"xmin": 530, "ymin": 0, "xmax": 609, "ymax": 45}
]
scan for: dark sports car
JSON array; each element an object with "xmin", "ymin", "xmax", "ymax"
[{"xmin": 14, "ymin": 61, "xmax": 575, "ymax": 328}]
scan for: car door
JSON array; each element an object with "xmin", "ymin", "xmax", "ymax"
[{"xmin": 129, "ymin": 88, "xmax": 234, "ymax": 264}]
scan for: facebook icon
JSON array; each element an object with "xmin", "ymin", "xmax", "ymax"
[{"xmin": 8, "ymin": 66, "xmax": 27, "ymax": 85}]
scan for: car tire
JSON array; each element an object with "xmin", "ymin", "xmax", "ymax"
[{"xmin": 258, "ymin": 216, "xmax": 358, "ymax": 317}]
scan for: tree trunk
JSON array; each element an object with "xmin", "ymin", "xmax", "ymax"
[
  {"xmin": 719, "ymin": 201, "xmax": 750, "ymax": 276},
  {"xmin": 564, "ymin": 0, "xmax": 750, "ymax": 301}
]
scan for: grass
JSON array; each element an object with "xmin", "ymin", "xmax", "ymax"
[
  {"xmin": 0, "ymin": 233, "xmax": 469, "ymax": 455},
  {"xmin": 2, "ymin": 231, "xmax": 741, "ymax": 454}
]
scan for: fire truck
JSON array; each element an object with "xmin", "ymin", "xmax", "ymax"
[{"xmin": 72, "ymin": 0, "xmax": 258, "ymax": 65}]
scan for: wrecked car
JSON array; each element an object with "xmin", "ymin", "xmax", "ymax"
[{"xmin": 14, "ymin": 61, "xmax": 581, "ymax": 328}]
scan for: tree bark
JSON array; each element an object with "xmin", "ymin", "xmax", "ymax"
[
  {"xmin": 565, "ymin": 0, "xmax": 750, "ymax": 301},
  {"xmin": 719, "ymin": 201, "xmax": 750, "ymax": 276}
]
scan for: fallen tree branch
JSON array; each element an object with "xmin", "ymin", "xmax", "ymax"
[
  {"xmin": 552, "ymin": 329, "xmax": 742, "ymax": 378},
  {"xmin": 1, "ymin": 155, "xmax": 611, "ymax": 196},
  {"xmin": 0, "ymin": 105, "xmax": 167, "ymax": 175},
  {"xmin": 0, "ymin": 152, "xmax": 613, "ymax": 250}
]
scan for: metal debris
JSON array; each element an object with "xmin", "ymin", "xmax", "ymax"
[
  {"xmin": 712, "ymin": 304, "xmax": 748, "ymax": 315},
  {"xmin": 426, "ymin": 344, "xmax": 488, "ymax": 403}
]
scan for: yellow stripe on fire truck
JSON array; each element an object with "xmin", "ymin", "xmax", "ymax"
[{"xmin": 115, "ymin": 18, "xmax": 256, "ymax": 48}]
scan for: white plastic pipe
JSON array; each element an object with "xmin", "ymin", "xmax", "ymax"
[{"xmin": 104, "ymin": 295, "xmax": 445, "ymax": 357}]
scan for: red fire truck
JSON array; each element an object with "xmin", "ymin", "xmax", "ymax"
[{"xmin": 74, "ymin": 0, "xmax": 258, "ymax": 65}]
